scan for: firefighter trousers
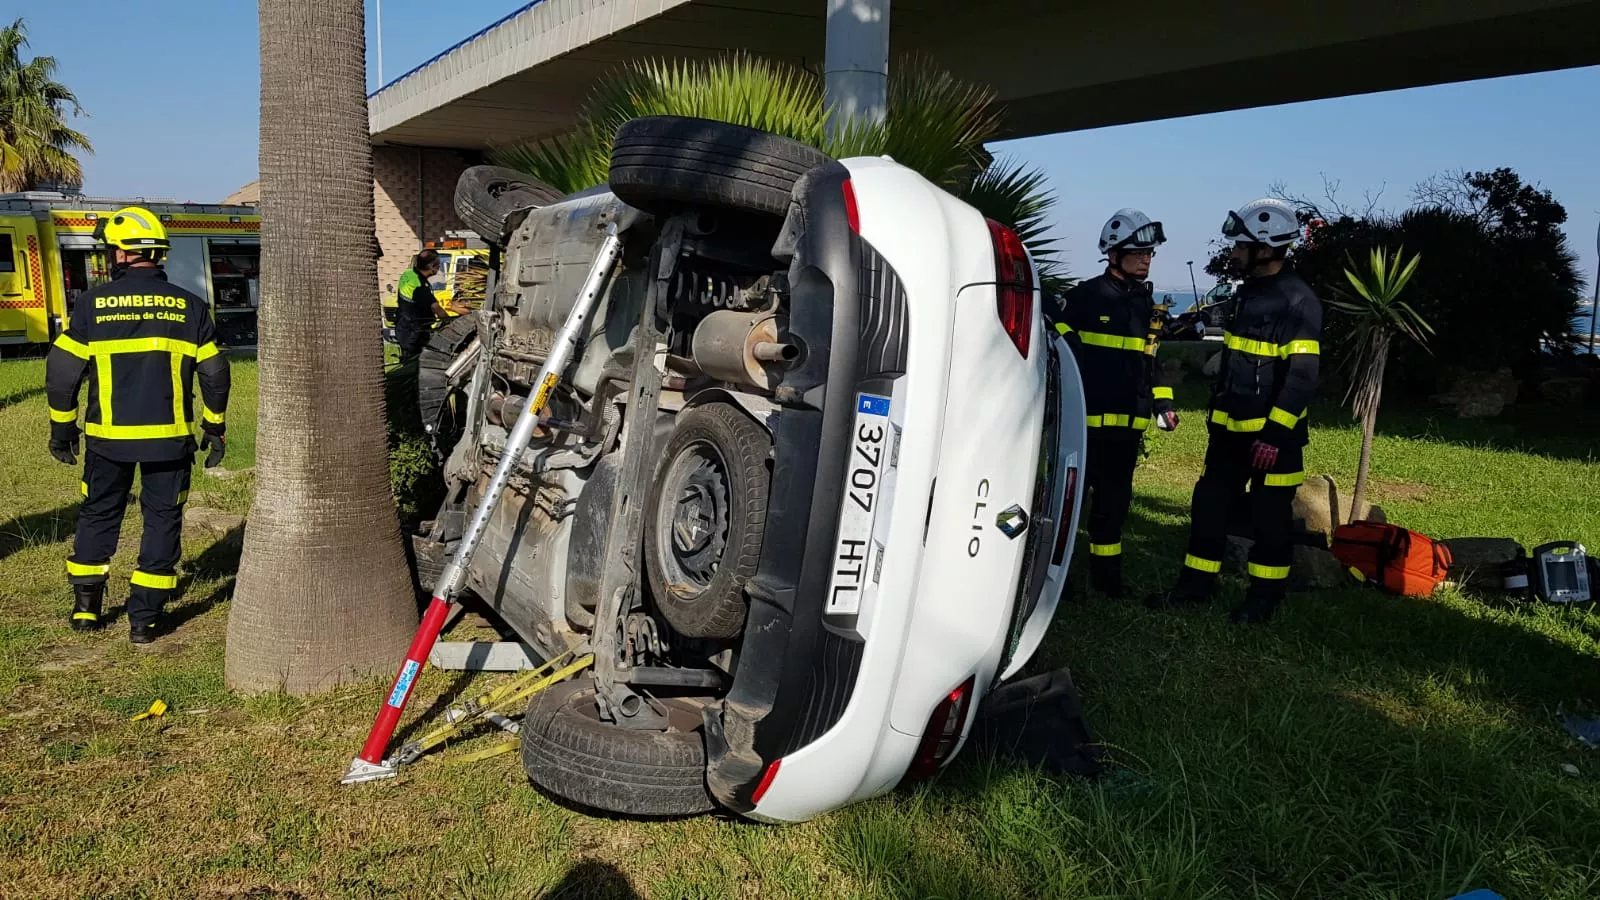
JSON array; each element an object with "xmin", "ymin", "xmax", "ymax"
[
  {"xmin": 1179, "ymin": 431, "xmax": 1304, "ymax": 601},
  {"xmin": 1084, "ymin": 432, "xmax": 1141, "ymax": 562},
  {"xmin": 67, "ymin": 450, "xmax": 192, "ymax": 628}
]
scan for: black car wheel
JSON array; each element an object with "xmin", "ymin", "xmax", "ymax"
[
  {"xmin": 609, "ymin": 116, "xmax": 831, "ymax": 219},
  {"xmin": 453, "ymin": 165, "xmax": 564, "ymax": 246},
  {"xmin": 520, "ymin": 679, "xmax": 715, "ymax": 817},
  {"xmin": 644, "ymin": 403, "xmax": 771, "ymax": 641}
]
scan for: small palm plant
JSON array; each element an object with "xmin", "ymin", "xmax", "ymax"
[
  {"xmin": 1327, "ymin": 246, "xmax": 1431, "ymax": 517},
  {"xmin": 492, "ymin": 54, "xmax": 1067, "ymax": 294}
]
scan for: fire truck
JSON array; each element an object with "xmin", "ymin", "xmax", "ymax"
[{"xmin": 0, "ymin": 192, "xmax": 261, "ymax": 352}]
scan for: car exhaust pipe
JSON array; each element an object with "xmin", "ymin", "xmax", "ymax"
[{"xmin": 690, "ymin": 309, "xmax": 796, "ymax": 391}]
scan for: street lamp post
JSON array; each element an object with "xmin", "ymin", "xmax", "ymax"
[{"xmin": 1186, "ymin": 260, "xmax": 1199, "ymax": 310}]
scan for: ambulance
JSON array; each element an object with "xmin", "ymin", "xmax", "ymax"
[
  {"xmin": 380, "ymin": 231, "xmax": 490, "ymax": 343},
  {"xmin": 0, "ymin": 192, "xmax": 261, "ymax": 352}
]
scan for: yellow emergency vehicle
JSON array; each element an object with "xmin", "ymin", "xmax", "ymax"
[
  {"xmin": 380, "ymin": 232, "xmax": 490, "ymax": 343},
  {"xmin": 0, "ymin": 192, "xmax": 261, "ymax": 351}
]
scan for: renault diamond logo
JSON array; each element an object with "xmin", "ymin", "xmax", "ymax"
[{"xmin": 995, "ymin": 504, "xmax": 1028, "ymax": 539}]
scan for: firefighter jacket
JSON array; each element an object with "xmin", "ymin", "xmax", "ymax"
[
  {"xmin": 1049, "ymin": 271, "xmax": 1173, "ymax": 435},
  {"xmin": 46, "ymin": 266, "xmax": 231, "ymax": 463},
  {"xmin": 1207, "ymin": 267, "xmax": 1322, "ymax": 449}
]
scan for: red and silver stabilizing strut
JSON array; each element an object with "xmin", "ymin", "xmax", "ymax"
[{"xmin": 343, "ymin": 224, "xmax": 624, "ymax": 785}]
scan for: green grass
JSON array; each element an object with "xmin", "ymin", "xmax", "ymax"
[{"xmin": 2, "ymin": 357, "xmax": 1600, "ymax": 898}]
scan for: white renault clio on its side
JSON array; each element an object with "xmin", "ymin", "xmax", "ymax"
[{"xmin": 421, "ymin": 116, "xmax": 1087, "ymax": 822}]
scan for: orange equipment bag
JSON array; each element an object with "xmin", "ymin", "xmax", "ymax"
[{"xmin": 1331, "ymin": 521, "xmax": 1454, "ymax": 597}]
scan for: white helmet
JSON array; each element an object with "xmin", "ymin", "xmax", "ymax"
[
  {"xmin": 1098, "ymin": 208, "xmax": 1166, "ymax": 254},
  {"xmin": 1222, "ymin": 198, "xmax": 1301, "ymax": 248}
]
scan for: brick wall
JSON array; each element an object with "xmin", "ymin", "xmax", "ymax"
[{"xmin": 372, "ymin": 146, "xmax": 475, "ymax": 296}]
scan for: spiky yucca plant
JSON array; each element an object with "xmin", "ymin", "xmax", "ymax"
[{"xmin": 493, "ymin": 54, "xmax": 1065, "ymax": 291}]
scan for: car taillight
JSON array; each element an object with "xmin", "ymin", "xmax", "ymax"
[
  {"xmin": 903, "ymin": 676, "xmax": 976, "ymax": 783},
  {"xmin": 843, "ymin": 180, "xmax": 861, "ymax": 233},
  {"xmin": 1051, "ymin": 466, "xmax": 1079, "ymax": 566},
  {"xmin": 751, "ymin": 759, "xmax": 782, "ymax": 804},
  {"xmin": 987, "ymin": 219, "xmax": 1034, "ymax": 358}
]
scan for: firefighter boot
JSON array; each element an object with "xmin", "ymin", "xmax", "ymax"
[
  {"xmin": 1144, "ymin": 569, "xmax": 1214, "ymax": 610},
  {"xmin": 70, "ymin": 584, "xmax": 105, "ymax": 632},
  {"xmin": 127, "ymin": 585, "xmax": 168, "ymax": 646},
  {"xmin": 1090, "ymin": 554, "xmax": 1125, "ymax": 598},
  {"xmin": 1230, "ymin": 582, "xmax": 1284, "ymax": 625}
]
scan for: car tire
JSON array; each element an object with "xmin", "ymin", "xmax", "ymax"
[
  {"xmin": 453, "ymin": 165, "xmax": 563, "ymax": 246},
  {"xmin": 520, "ymin": 679, "xmax": 715, "ymax": 817},
  {"xmin": 609, "ymin": 116, "xmax": 831, "ymax": 219},
  {"xmin": 644, "ymin": 403, "xmax": 771, "ymax": 641},
  {"xmin": 417, "ymin": 314, "xmax": 479, "ymax": 459}
]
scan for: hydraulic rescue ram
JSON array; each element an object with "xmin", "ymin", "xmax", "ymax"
[{"xmin": 343, "ymin": 224, "xmax": 625, "ymax": 785}]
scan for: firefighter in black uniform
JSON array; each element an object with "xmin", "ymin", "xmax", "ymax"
[
  {"xmin": 1048, "ymin": 209, "xmax": 1179, "ymax": 597},
  {"xmin": 46, "ymin": 207, "xmax": 231, "ymax": 644},
  {"xmin": 1149, "ymin": 198, "xmax": 1322, "ymax": 624}
]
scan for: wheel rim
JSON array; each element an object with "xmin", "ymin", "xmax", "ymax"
[{"xmin": 657, "ymin": 439, "xmax": 731, "ymax": 594}]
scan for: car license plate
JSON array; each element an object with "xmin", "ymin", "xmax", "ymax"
[{"xmin": 826, "ymin": 393, "xmax": 892, "ymax": 617}]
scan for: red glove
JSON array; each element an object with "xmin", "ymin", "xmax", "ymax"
[
  {"xmin": 1156, "ymin": 410, "xmax": 1180, "ymax": 432},
  {"xmin": 1250, "ymin": 440, "xmax": 1278, "ymax": 471}
]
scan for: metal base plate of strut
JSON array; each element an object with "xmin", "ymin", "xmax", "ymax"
[
  {"xmin": 340, "ymin": 757, "xmax": 398, "ymax": 785},
  {"xmin": 428, "ymin": 641, "xmax": 542, "ymax": 671}
]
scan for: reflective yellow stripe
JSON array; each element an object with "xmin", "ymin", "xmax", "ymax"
[
  {"xmin": 95, "ymin": 354, "xmax": 113, "ymax": 428},
  {"xmin": 1090, "ymin": 543, "xmax": 1122, "ymax": 557},
  {"xmin": 1224, "ymin": 334, "xmax": 1322, "ymax": 359},
  {"xmin": 1348, "ymin": 566, "xmax": 1367, "ymax": 582},
  {"xmin": 1055, "ymin": 322, "xmax": 1071, "ymax": 335},
  {"xmin": 1209, "ymin": 409, "xmax": 1265, "ymax": 432},
  {"xmin": 1088, "ymin": 414, "xmax": 1147, "ymax": 429},
  {"xmin": 195, "ymin": 341, "xmax": 220, "ymax": 362},
  {"xmin": 1224, "ymin": 333, "xmax": 1281, "ymax": 358},
  {"xmin": 1248, "ymin": 562, "xmax": 1291, "ymax": 580},
  {"xmin": 79, "ymin": 481, "xmax": 88, "ymax": 498},
  {"xmin": 54, "ymin": 334, "xmax": 91, "ymax": 359},
  {"xmin": 1263, "ymin": 471, "xmax": 1306, "ymax": 488},
  {"xmin": 1268, "ymin": 407, "xmax": 1304, "ymax": 430},
  {"xmin": 1152, "ymin": 386, "xmax": 1174, "ymax": 401},
  {"xmin": 1078, "ymin": 331, "xmax": 1147, "ymax": 352},
  {"xmin": 170, "ymin": 350, "xmax": 186, "ymax": 430},
  {"xmin": 72, "ymin": 612, "xmax": 99, "ymax": 622},
  {"xmin": 50, "ymin": 407, "xmax": 78, "ymax": 423},
  {"xmin": 201, "ymin": 405, "xmax": 225, "ymax": 425},
  {"xmin": 91, "ymin": 337, "xmax": 201, "ymax": 357},
  {"xmin": 85, "ymin": 422, "xmax": 193, "ymax": 440},
  {"xmin": 1184, "ymin": 554, "xmax": 1222, "ymax": 574},
  {"xmin": 66, "ymin": 560, "xmax": 110, "ymax": 577},
  {"xmin": 131, "ymin": 570, "xmax": 178, "ymax": 590}
]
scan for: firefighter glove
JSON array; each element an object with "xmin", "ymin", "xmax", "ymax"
[
  {"xmin": 1155, "ymin": 409, "xmax": 1180, "ymax": 432},
  {"xmin": 49, "ymin": 422, "xmax": 79, "ymax": 466},
  {"xmin": 200, "ymin": 431, "xmax": 226, "ymax": 469},
  {"xmin": 1249, "ymin": 439, "xmax": 1279, "ymax": 472}
]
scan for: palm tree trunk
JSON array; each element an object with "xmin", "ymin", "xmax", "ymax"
[{"xmin": 226, "ymin": 0, "xmax": 418, "ymax": 693}]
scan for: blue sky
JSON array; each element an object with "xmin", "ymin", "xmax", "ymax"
[{"xmin": 18, "ymin": 1, "xmax": 1599, "ymax": 295}]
